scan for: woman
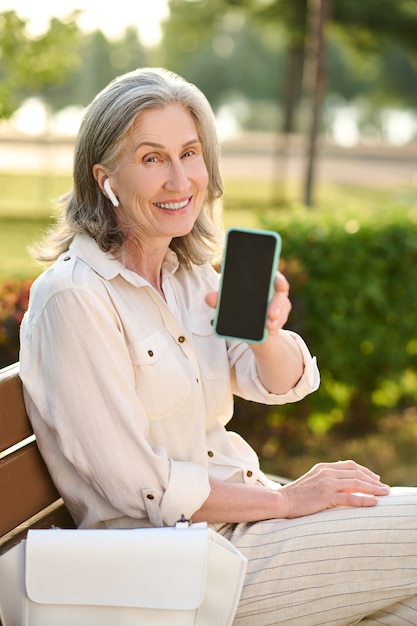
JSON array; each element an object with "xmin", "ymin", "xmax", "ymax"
[{"xmin": 20, "ymin": 68, "xmax": 417, "ymax": 625}]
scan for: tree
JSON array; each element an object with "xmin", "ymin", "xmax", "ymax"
[
  {"xmin": 40, "ymin": 26, "xmax": 148, "ymax": 112},
  {"xmin": 0, "ymin": 11, "xmax": 81, "ymax": 119},
  {"xmin": 240, "ymin": 0, "xmax": 417, "ymax": 131},
  {"xmin": 0, "ymin": 11, "xmax": 149, "ymax": 118},
  {"xmin": 303, "ymin": 0, "xmax": 331, "ymax": 207},
  {"xmin": 0, "ymin": 11, "xmax": 27, "ymax": 118},
  {"xmin": 331, "ymin": 0, "xmax": 417, "ymax": 55},
  {"xmin": 248, "ymin": 0, "xmax": 417, "ymax": 205},
  {"xmin": 162, "ymin": 0, "xmax": 286, "ymax": 117}
]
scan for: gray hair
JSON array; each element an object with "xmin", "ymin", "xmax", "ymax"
[{"xmin": 33, "ymin": 67, "xmax": 224, "ymax": 268}]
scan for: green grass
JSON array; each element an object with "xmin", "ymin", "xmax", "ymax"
[
  {"xmin": 0, "ymin": 172, "xmax": 72, "ymax": 218},
  {"xmin": 223, "ymin": 176, "xmax": 416, "ymax": 226},
  {"xmin": 0, "ymin": 172, "xmax": 72, "ymax": 279},
  {"xmin": 0, "ymin": 217, "xmax": 53, "ymax": 279}
]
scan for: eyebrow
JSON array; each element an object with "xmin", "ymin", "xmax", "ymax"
[{"xmin": 135, "ymin": 138, "xmax": 201, "ymax": 151}]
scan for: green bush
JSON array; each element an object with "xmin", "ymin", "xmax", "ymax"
[
  {"xmin": 259, "ymin": 204, "xmax": 417, "ymax": 436},
  {"xmin": 0, "ymin": 278, "xmax": 33, "ymax": 368}
]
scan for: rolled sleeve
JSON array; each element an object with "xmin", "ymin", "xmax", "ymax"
[
  {"xmin": 233, "ymin": 330, "xmax": 320, "ymax": 405},
  {"xmin": 160, "ymin": 461, "xmax": 211, "ymax": 527},
  {"xmin": 270, "ymin": 331, "xmax": 320, "ymax": 400}
]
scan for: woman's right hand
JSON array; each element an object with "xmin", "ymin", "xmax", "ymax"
[{"xmin": 279, "ymin": 460, "xmax": 390, "ymax": 518}]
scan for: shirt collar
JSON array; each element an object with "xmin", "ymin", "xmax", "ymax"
[{"xmin": 68, "ymin": 234, "xmax": 180, "ymax": 286}]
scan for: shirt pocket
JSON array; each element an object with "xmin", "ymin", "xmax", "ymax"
[
  {"xmin": 189, "ymin": 312, "xmax": 230, "ymax": 380},
  {"xmin": 129, "ymin": 332, "xmax": 191, "ymax": 419}
]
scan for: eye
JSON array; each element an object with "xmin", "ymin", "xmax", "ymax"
[
  {"xmin": 182, "ymin": 149, "xmax": 196, "ymax": 159},
  {"xmin": 144, "ymin": 154, "xmax": 159, "ymax": 163}
]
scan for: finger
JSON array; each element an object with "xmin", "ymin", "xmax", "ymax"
[
  {"xmin": 351, "ymin": 462, "xmax": 384, "ymax": 481},
  {"xmin": 317, "ymin": 466, "xmax": 390, "ymax": 491},
  {"xmin": 308, "ymin": 464, "xmax": 390, "ymax": 498},
  {"xmin": 205, "ymin": 291, "xmax": 218, "ymax": 308},
  {"xmin": 338, "ymin": 477, "xmax": 390, "ymax": 496},
  {"xmin": 266, "ymin": 296, "xmax": 292, "ymax": 334},
  {"xmin": 334, "ymin": 492, "xmax": 380, "ymax": 508},
  {"xmin": 265, "ymin": 316, "xmax": 281, "ymax": 335},
  {"xmin": 274, "ymin": 271, "xmax": 290, "ymax": 295},
  {"xmin": 324, "ymin": 460, "xmax": 383, "ymax": 482}
]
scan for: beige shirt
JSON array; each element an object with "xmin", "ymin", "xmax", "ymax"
[{"xmin": 20, "ymin": 234, "xmax": 319, "ymax": 529}]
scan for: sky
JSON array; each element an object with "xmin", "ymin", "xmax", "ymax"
[{"xmin": 0, "ymin": 0, "xmax": 169, "ymax": 46}]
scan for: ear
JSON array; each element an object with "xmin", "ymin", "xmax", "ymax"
[
  {"xmin": 93, "ymin": 165, "xmax": 119, "ymax": 207},
  {"xmin": 104, "ymin": 179, "xmax": 120, "ymax": 207}
]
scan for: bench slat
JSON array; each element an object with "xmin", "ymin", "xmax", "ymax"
[
  {"xmin": 0, "ymin": 499, "xmax": 75, "ymax": 555},
  {"xmin": 0, "ymin": 363, "xmax": 33, "ymax": 453},
  {"xmin": 0, "ymin": 441, "xmax": 61, "ymax": 537},
  {"xmin": 0, "ymin": 361, "xmax": 76, "ymax": 626}
]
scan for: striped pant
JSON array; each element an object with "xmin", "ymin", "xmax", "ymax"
[{"xmin": 219, "ymin": 487, "xmax": 417, "ymax": 625}]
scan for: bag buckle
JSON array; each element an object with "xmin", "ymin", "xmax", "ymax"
[{"xmin": 175, "ymin": 514, "xmax": 191, "ymax": 529}]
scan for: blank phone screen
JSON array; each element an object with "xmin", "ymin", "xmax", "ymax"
[{"xmin": 214, "ymin": 229, "xmax": 281, "ymax": 342}]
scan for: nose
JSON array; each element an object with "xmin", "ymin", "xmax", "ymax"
[{"xmin": 164, "ymin": 159, "xmax": 190, "ymax": 192}]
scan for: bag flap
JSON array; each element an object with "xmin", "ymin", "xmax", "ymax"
[{"xmin": 26, "ymin": 526, "xmax": 208, "ymax": 610}]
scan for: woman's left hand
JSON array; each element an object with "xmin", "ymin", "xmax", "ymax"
[{"xmin": 280, "ymin": 460, "xmax": 391, "ymax": 517}]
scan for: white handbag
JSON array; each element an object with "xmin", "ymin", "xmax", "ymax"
[{"xmin": 0, "ymin": 521, "xmax": 247, "ymax": 626}]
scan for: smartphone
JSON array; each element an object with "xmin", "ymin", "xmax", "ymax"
[{"xmin": 213, "ymin": 228, "xmax": 282, "ymax": 343}]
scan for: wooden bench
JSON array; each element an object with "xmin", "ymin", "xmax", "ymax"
[{"xmin": 0, "ymin": 361, "xmax": 75, "ymax": 555}]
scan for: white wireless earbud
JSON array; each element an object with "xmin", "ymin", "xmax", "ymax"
[{"xmin": 103, "ymin": 178, "xmax": 120, "ymax": 207}]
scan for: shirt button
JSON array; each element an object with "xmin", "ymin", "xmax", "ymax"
[
  {"xmin": 246, "ymin": 470, "xmax": 253, "ymax": 478},
  {"xmin": 148, "ymin": 350, "xmax": 154, "ymax": 357},
  {"xmin": 63, "ymin": 256, "xmax": 71, "ymax": 261},
  {"xmin": 208, "ymin": 451, "xmax": 214, "ymax": 458},
  {"xmin": 178, "ymin": 336, "xmax": 185, "ymax": 343},
  {"xmin": 146, "ymin": 494, "xmax": 155, "ymax": 500}
]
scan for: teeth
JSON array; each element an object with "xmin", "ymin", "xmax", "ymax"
[{"xmin": 155, "ymin": 200, "xmax": 188, "ymax": 210}]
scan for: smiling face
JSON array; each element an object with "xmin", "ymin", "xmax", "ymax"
[{"xmin": 106, "ymin": 103, "xmax": 209, "ymax": 250}]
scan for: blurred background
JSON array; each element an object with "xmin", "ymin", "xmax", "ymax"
[{"xmin": 1, "ymin": 0, "xmax": 417, "ymax": 484}]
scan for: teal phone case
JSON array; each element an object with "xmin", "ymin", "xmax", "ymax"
[{"xmin": 213, "ymin": 227, "xmax": 282, "ymax": 343}]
